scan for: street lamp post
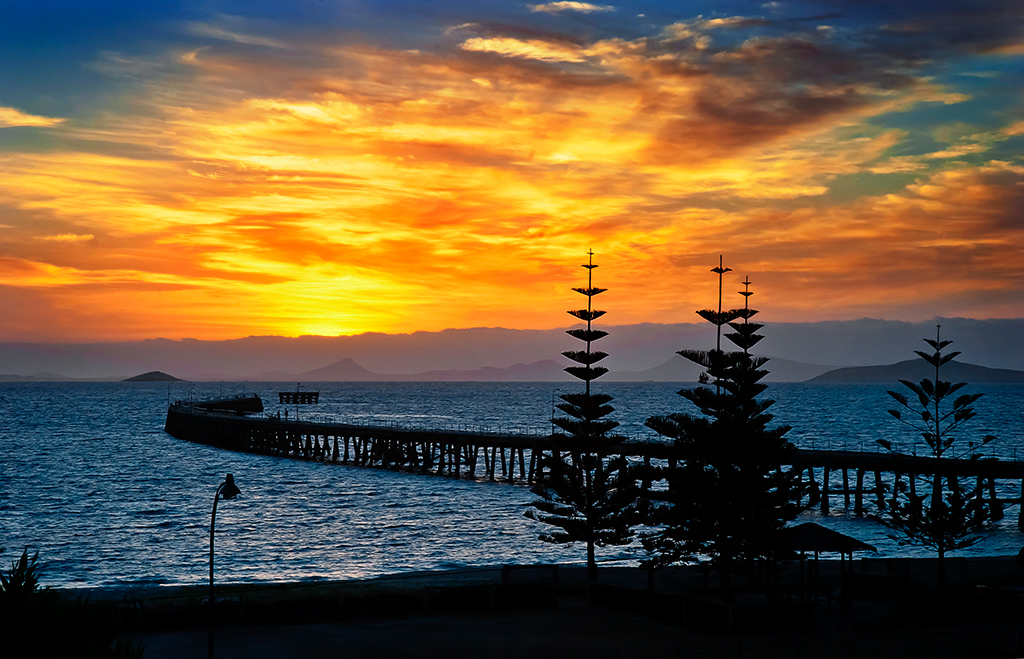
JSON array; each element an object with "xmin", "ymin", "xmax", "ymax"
[{"xmin": 209, "ymin": 473, "xmax": 241, "ymax": 659}]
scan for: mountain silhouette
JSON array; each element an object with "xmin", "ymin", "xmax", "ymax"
[
  {"xmin": 255, "ymin": 358, "xmax": 571, "ymax": 381},
  {"xmin": 123, "ymin": 371, "xmax": 182, "ymax": 382},
  {"xmin": 2, "ymin": 318, "xmax": 1022, "ymax": 381},
  {"xmin": 296, "ymin": 358, "xmax": 380, "ymax": 381},
  {"xmin": 408, "ymin": 359, "xmax": 569, "ymax": 382},
  {"xmin": 808, "ymin": 359, "xmax": 1024, "ymax": 383},
  {"xmin": 609, "ymin": 355, "xmax": 832, "ymax": 382}
]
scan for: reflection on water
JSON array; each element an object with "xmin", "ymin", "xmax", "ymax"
[{"xmin": 1, "ymin": 381, "xmax": 1022, "ymax": 589}]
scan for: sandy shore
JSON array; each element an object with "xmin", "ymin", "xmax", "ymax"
[{"xmin": 107, "ymin": 558, "xmax": 1024, "ymax": 659}]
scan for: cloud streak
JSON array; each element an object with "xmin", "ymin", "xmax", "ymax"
[
  {"xmin": 529, "ymin": 2, "xmax": 616, "ymax": 14},
  {"xmin": 0, "ymin": 107, "xmax": 65, "ymax": 127}
]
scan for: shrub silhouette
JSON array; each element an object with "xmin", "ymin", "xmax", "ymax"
[{"xmin": 0, "ymin": 549, "xmax": 145, "ymax": 658}]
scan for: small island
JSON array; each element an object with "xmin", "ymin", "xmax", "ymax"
[{"xmin": 122, "ymin": 370, "xmax": 182, "ymax": 382}]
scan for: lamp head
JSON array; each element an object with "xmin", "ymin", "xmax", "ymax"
[{"xmin": 220, "ymin": 473, "xmax": 241, "ymax": 500}]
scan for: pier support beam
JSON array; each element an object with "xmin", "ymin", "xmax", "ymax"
[
  {"xmin": 989, "ymin": 477, "xmax": 1004, "ymax": 520},
  {"xmin": 854, "ymin": 469, "xmax": 865, "ymax": 516},
  {"xmin": 820, "ymin": 468, "xmax": 830, "ymax": 514},
  {"xmin": 1018, "ymin": 480, "xmax": 1024, "ymax": 531}
]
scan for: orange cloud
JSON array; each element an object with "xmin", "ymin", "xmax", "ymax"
[
  {"xmin": 529, "ymin": 3, "xmax": 615, "ymax": 15},
  {"xmin": 0, "ymin": 14, "xmax": 1021, "ymax": 341},
  {"xmin": 460, "ymin": 37, "xmax": 587, "ymax": 62},
  {"xmin": 39, "ymin": 233, "xmax": 95, "ymax": 242},
  {"xmin": 0, "ymin": 107, "xmax": 65, "ymax": 127}
]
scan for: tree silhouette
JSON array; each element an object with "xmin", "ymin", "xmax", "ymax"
[
  {"xmin": 877, "ymin": 325, "xmax": 997, "ymax": 588},
  {"xmin": 643, "ymin": 259, "xmax": 802, "ymax": 595},
  {"xmin": 525, "ymin": 251, "xmax": 639, "ymax": 583}
]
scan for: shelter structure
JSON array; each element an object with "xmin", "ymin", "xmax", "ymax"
[{"xmin": 773, "ymin": 522, "xmax": 877, "ymax": 605}]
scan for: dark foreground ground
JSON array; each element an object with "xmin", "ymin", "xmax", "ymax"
[{"xmin": 98, "ymin": 558, "xmax": 1024, "ymax": 659}]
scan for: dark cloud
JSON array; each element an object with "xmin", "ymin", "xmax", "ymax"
[
  {"xmin": 785, "ymin": 0, "xmax": 1024, "ymax": 54},
  {"xmin": 635, "ymin": 3, "xmax": 1021, "ymax": 162}
]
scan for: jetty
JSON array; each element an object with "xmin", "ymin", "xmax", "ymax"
[
  {"xmin": 164, "ymin": 400, "xmax": 1024, "ymax": 526},
  {"xmin": 165, "ymin": 400, "xmax": 548, "ymax": 482}
]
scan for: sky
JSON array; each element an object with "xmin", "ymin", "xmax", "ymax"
[{"xmin": 0, "ymin": 0, "xmax": 1022, "ymax": 342}]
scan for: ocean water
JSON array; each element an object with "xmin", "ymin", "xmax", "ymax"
[{"xmin": 1, "ymin": 380, "xmax": 1022, "ymax": 590}]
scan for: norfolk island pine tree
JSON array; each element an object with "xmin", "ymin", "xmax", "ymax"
[
  {"xmin": 642, "ymin": 258, "xmax": 803, "ymax": 595},
  {"xmin": 525, "ymin": 251, "xmax": 640, "ymax": 583},
  {"xmin": 877, "ymin": 325, "xmax": 997, "ymax": 589}
]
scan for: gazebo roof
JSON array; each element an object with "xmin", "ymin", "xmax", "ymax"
[{"xmin": 774, "ymin": 523, "xmax": 877, "ymax": 554}]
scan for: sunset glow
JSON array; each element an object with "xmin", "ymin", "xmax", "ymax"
[{"xmin": 1, "ymin": 1, "xmax": 1022, "ymax": 341}]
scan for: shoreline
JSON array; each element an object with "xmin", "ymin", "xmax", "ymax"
[
  {"xmin": 59, "ymin": 553, "xmax": 1024, "ymax": 602},
  {"xmin": 108, "ymin": 557, "xmax": 1024, "ymax": 659}
]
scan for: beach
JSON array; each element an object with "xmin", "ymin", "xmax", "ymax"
[{"xmin": 111, "ymin": 558, "xmax": 1024, "ymax": 658}]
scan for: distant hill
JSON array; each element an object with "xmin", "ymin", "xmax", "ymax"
[
  {"xmin": 253, "ymin": 358, "xmax": 572, "ymax": 382},
  {"xmin": 123, "ymin": 371, "xmax": 182, "ymax": 382},
  {"xmin": 1, "ymin": 318, "xmax": 1022, "ymax": 381},
  {"xmin": 250, "ymin": 355, "xmax": 831, "ymax": 383},
  {"xmin": 0, "ymin": 372, "xmax": 74, "ymax": 382},
  {"xmin": 297, "ymin": 358, "xmax": 379, "ymax": 381},
  {"xmin": 808, "ymin": 359, "xmax": 1024, "ymax": 384},
  {"xmin": 407, "ymin": 359, "xmax": 570, "ymax": 382},
  {"xmin": 609, "ymin": 355, "xmax": 833, "ymax": 382}
]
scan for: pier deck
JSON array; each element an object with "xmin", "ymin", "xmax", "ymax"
[{"xmin": 164, "ymin": 402, "xmax": 1024, "ymax": 525}]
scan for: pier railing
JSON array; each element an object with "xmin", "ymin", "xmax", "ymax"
[
  {"xmin": 246, "ymin": 411, "xmax": 555, "ymax": 438},
  {"xmin": 165, "ymin": 403, "xmax": 1024, "ymax": 527}
]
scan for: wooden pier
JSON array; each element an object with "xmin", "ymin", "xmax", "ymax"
[
  {"xmin": 165, "ymin": 402, "xmax": 547, "ymax": 482},
  {"xmin": 165, "ymin": 402, "xmax": 1024, "ymax": 526}
]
